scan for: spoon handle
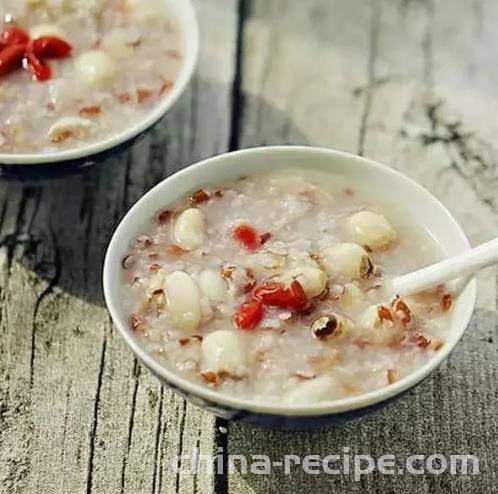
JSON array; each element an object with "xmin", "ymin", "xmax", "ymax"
[{"xmin": 390, "ymin": 237, "xmax": 498, "ymax": 297}]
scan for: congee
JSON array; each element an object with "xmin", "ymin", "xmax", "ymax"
[
  {"xmin": 0, "ymin": 0, "xmax": 182, "ymax": 153},
  {"xmin": 121, "ymin": 170, "xmax": 454, "ymax": 405}
]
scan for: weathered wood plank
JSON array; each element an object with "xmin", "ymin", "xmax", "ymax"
[
  {"xmin": 0, "ymin": 186, "xmax": 43, "ymax": 491},
  {"xmin": 0, "ymin": 0, "xmax": 238, "ymax": 492},
  {"xmin": 228, "ymin": 0, "xmax": 498, "ymax": 492},
  {"xmin": 238, "ymin": 0, "xmax": 369, "ymax": 149},
  {"xmin": 360, "ymin": 0, "xmax": 498, "ymax": 309}
]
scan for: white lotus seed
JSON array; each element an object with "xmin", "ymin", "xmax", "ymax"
[
  {"xmin": 285, "ymin": 375, "xmax": 339, "ymax": 405},
  {"xmin": 284, "ymin": 265, "xmax": 327, "ymax": 298},
  {"xmin": 199, "ymin": 296, "xmax": 214, "ymax": 324},
  {"xmin": 75, "ymin": 50, "xmax": 118, "ymax": 87},
  {"xmin": 100, "ymin": 34, "xmax": 133, "ymax": 60},
  {"xmin": 173, "ymin": 208, "xmax": 206, "ymax": 251},
  {"xmin": 321, "ymin": 242, "xmax": 373, "ymax": 280},
  {"xmin": 164, "ymin": 271, "xmax": 202, "ymax": 334},
  {"xmin": 347, "ymin": 211, "xmax": 397, "ymax": 250},
  {"xmin": 47, "ymin": 116, "xmax": 94, "ymax": 143},
  {"xmin": 245, "ymin": 251, "xmax": 286, "ymax": 274},
  {"xmin": 201, "ymin": 330, "xmax": 247, "ymax": 376},
  {"xmin": 340, "ymin": 282, "xmax": 366, "ymax": 307},
  {"xmin": 198, "ymin": 269, "xmax": 227, "ymax": 303},
  {"xmin": 360, "ymin": 305, "xmax": 398, "ymax": 345}
]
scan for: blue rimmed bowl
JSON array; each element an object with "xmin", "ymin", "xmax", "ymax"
[
  {"xmin": 0, "ymin": 0, "xmax": 199, "ymax": 181},
  {"xmin": 103, "ymin": 146, "xmax": 476, "ymax": 429}
]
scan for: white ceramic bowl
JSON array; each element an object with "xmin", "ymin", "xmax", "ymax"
[
  {"xmin": 103, "ymin": 146, "xmax": 476, "ymax": 428},
  {"xmin": 0, "ymin": 0, "xmax": 199, "ymax": 180}
]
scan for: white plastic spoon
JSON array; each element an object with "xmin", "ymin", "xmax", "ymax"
[{"xmin": 389, "ymin": 237, "xmax": 498, "ymax": 297}]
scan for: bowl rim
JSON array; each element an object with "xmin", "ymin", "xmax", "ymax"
[
  {"xmin": 0, "ymin": 0, "xmax": 199, "ymax": 166},
  {"xmin": 103, "ymin": 146, "xmax": 477, "ymax": 417}
]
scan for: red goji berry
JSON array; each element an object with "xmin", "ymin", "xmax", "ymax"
[
  {"xmin": 253, "ymin": 280, "xmax": 308, "ymax": 311},
  {"xmin": 0, "ymin": 44, "xmax": 25, "ymax": 77},
  {"xmin": 31, "ymin": 36, "xmax": 72, "ymax": 58},
  {"xmin": 2, "ymin": 26, "xmax": 29, "ymax": 46},
  {"xmin": 233, "ymin": 300, "xmax": 264, "ymax": 330},
  {"xmin": 25, "ymin": 49, "xmax": 52, "ymax": 81},
  {"xmin": 233, "ymin": 224, "xmax": 259, "ymax": 250}
]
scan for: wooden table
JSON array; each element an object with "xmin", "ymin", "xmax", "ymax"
[{"xmin": 1, "ymin": 0, "xmax": 497, "ymax": 492}]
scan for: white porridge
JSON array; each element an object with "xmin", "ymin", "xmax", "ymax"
[
  {"xmin": 0, "ymin": 0, "xmax": 182, "ymax": 153},
  {"xmin": 121, "ymin": 170, "xmax": 454, "ymax": 405}
]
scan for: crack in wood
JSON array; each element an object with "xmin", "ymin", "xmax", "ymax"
[
  {"xmin": 85, "ymin": 337, "xmax": 107, "ymax": 494},
  {"xmin": 151, "ymin": 387, "xmax": 164, "ymax": 494},
  {"xmin": 358, "ymin": 0, "xmax": 381, "ymax": 156},
  {"xmin": 228, "ymin": 0, "xmax": 248, "ymax": 152},
  {"xmin": 173, "ymin": 399, "xmax": 187, "ymax": 494},
  {"xmin": 214, "ymin": 418, "xmax": 229, "ymax": 494},
  {"xmin": 147, "ymin": 130, "xmax": 168, "ymax": 187},
  {"xmin": 29, "ymin": 224, "xmax": 61, "ymax": 388},
  {"xmin": 191, "ymin": 429, "xmax": 201, "ymax": 494},
  {"xmin": 0, "ymin": 198, "xmax": 9, "ymax": 239},
  {"xmin": 352, "ymin": 76, "xmax": 393, "ymax": 97},
  {"xmin": 121, "ymin": 152, "xmax": 133, "ymax": 214},
  {"xmin": 81, "ymin": 176, "xmax": 96, "ymax": 284},
  {"xmin": 119, "ymin": 358, "xmax": 140, "ymax": 494},
  {"xmin": 418, "ymin": 100, "xmax": 498, "ymax": 211}
]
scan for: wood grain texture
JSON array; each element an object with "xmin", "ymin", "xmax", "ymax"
[{"xmin": 1, "ymin": 0, "xmax": 497, "ymax": 493}]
